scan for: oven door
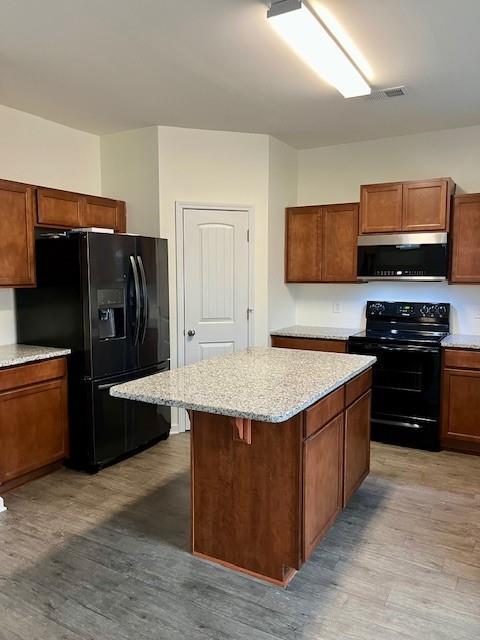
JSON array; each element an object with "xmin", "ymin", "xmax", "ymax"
[{"xmin": 348, "ymin": 341, "xmax": 441, "ymax": 449}]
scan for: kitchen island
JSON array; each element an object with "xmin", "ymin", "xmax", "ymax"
[{"xmin": 111, "ymin": 347, "xmax": 375, "ymax": 586}]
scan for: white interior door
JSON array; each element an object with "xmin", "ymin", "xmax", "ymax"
[{"xmin": 183, "ymin": 209, "xmax": 250, "ymax": 366}]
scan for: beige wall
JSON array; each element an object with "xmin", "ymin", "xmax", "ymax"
[
  {"xmin": 100, "ymin": 126, "xmax": 160, "ymax": 236},
  {"xmin": 268, "ymin": 136, "xmax": 297, "ymax": 332},
  {"xmin": 295, "ymin": 125, "xmax": 480, "ymax": 333},
  {"xmin": 157, "ymin": 126, "xmax": 271, "ymax": 366},
  {"xmin": 0, "ymin": 105, "xmax": 101, "ymax": 345}
]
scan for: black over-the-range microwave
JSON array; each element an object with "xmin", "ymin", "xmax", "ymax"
[{"xmin": 357, "ymin": 233, "xmax": 448, "ymax": 282}]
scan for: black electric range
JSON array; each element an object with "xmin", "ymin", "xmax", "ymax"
[{"xmin": 348, "ymin": 300, "xmax": 450, "ymax": 450}]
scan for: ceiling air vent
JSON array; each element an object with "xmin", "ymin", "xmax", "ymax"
[{"xmin": 365, "ymin": 86, "xmax": 407, "ymax": 101}]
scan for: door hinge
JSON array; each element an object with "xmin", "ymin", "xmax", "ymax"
[
  {"xmin": 247, "ymin": 229, "xmax": 250, "ymax": 242},
  {"xmin": 247, "ymin": 307, "xmax": 253, "ymax": 319}
]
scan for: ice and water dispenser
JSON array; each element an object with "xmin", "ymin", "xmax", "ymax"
[{"xmin": 97, "ymin": 288, "xmax": 125, "ymax": 340}]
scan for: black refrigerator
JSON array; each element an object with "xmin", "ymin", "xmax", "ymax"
[{"xmin": 15, "ymin": 232, "xmax": 170, "ymax": 472}]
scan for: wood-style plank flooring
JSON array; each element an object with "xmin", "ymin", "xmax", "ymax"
[{"xmin": 1, "ymin": 435, "xmax": 479, "ymax": 639}]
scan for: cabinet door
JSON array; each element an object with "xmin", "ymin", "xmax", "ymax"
[
  {"xmin": 82, "ymin": 195, "xmax": 125, "ymax": 230},
  {"xmin": 37, "ymin": 188, "xmax": 82, "ymax": 228},
  {"xmin": 360, "ymin": 183, "xmax": 403, "ymax": 233},
  {"xmin": 322, "ymin": 204, "xmax": 358, "ymax": 282},
  {"xmin": 303, "ymin": 413, "xmax": 343, "ymax": 560},
  {"xmin": 442, "ymin": 368, "xmax": 480, "ymax": 445},
  {"xmin": 0, "ymin": 378, "xmax": 68, "ymax": 485},
  {"xmin": 402, "ymin": 179, "xmax": 449, "ymax": 231},
  {"xmin": 450, "ymin": 194, "xmax": 480, "ymax": 283},
  {"xmin": 285, "ymin": 207, "xmax": 322, "ymax": 282},
  {"xmin": 344, "ymin": 390, "xmax": 371, "ymax": 506},
  {"xmin": 0, "ymin": 180, "xmax": 35, "ymax": 286}
]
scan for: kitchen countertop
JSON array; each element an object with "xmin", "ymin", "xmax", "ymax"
[
  {"xmin": 0, "ymin": 344, "xmax": 71, "ymax": 369},
  {"xmin": 441, "ymin": 334, "xmax": 480, "ymax": 350},
  {"xmin": 270, "ymin": 325, "xmax": 362, "ymax": 341},
  {"xmin": 110, "ymin": 347, "xmax": 376, "ymax": 423}
]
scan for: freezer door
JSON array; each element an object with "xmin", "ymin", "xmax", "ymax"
[
  {"xmin": 127, "ymin": 362, "xmax": 171, "ymax": 451},
  {"xmin": 136, "ymin": 237, "xmax": 170, "ymax": 369},
  {"xmin": 86, "ymin": 233, "xmax": 138, "ymax": 378}
]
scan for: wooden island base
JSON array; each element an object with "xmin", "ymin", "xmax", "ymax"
[{"xmin": 189, "ymin": 369, "xmax": 372, "ymax": 587}]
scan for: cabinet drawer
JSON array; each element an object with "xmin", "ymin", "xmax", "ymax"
[
  {"xmin": 443, "ymin": 349, "xmax": 480, "ymax": 370},
  {"xmin": 37, "ymin": 188, "xmax": 82, "ymax": 227},
  {"xmin": 271, "ymin": 336, "xmax": 347, "ymax": 353},
  {"xmin": 304, "ymin": 386, "xmax": 345, "ymax": 439},
  {"xmin": 345, "ymin": 369, "xmax": 372, "ymax": 406},
  {"xmin": 0, "ymin": 358, "xmax": 66, "ymax": 393}
]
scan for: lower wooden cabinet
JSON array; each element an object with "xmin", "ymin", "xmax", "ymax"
[
  {"xmin": 271, "ymin": 336, "xmax": 347, "ymax": 353},
  {"xmin": 442, "ymin": 349, "xmax": 480, "ymax": 454},
  {"xmin": 344, "ymin": 391, "xmax": 371, "ymax": 504},
  {"xmin": 0, "ymin": 358, "xmax": 68, "ymax": 491},
  {"xmin": 0, "ymin": 180, "xmax": 36, "ymax": 287},
  {"xmin": 303, "ymin": 413, "xmax": 344, "ymax": 560}
]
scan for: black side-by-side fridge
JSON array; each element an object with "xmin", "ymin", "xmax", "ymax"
[{"xmin": 15, "ymin": 232, "xmax": 170, "ymax": 471}]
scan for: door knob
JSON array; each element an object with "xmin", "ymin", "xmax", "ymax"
[{"xmin": 187, "ymin": 329, "xmax": 196, "ymax": 337}]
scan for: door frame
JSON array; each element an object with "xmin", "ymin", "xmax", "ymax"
[{"xmin": 175, "ymin": 202, "xmax": 255, "ymax": 432}]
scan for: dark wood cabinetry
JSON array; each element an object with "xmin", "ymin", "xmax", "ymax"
[
  {"xmin": 344, "ymin": 390, "xmax": 371, "ymax": 504},
  {"xmin": 360, "ymin": 178, "xmax": 454, "ymax": 234},
  {"xmin": 0, "ymin": 179, "xmax": 127, "ymax": 287},
  {"xmin": 271, "ymin": 336, "xmax": 347, "ymax": 353},
  {"xmin": 0, "ymin": 358, "xmax": 68, "ymax": 491},
  {"xmin": 441, "ymin": 349, "xmax": 480, "ymax": 454},
  {"xmin": 360, "ymin": 182, "xmax": 403, "ymax": 234},
  {"xmin": 190, "ymin": 367, "xmax": 373, "ymax": 585},
  {"xmin": 0, "ymin": 180, "xmax": 36, "ymax": 287},
  {"xmin": 303, "ymin": 413, "xmax": 343, "ymax": 560},
  {"xmin": 450, "ymin": 194, "xmax": 480, "ymax": 283},
  {"xmin": 285, "ymin": 203, "xmax": 358, "ymax": 283}
]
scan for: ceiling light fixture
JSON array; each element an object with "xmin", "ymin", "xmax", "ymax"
[{"xmin": 267, "ymin": 0, "xmax": 372, "ymax": 98}]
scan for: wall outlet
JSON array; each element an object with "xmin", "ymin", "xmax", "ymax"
[{"xmin": 333, "ymin": 302, "xmax": 341, "ymax": 314}]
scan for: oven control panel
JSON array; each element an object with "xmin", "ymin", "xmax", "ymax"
[{"xmin": 366, "ymin": 301, "xmax": 450, "ymax": 320}]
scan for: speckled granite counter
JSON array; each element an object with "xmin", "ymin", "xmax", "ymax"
[
  {"xmin": 110, "ymin": 347, "xmax": 375, "ymax": 423},
  {"xmin": 441, "ymin": 334, "xmax": 480, "ymax": 350},
  {"xmin": 0, "ymin": 344, "xmax": 71, "ymax": 369},
  {"xmin": 270, "ymin": 325, "xmax": 362, "ymax": 341}
]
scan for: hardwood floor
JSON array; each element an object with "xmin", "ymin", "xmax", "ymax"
[{"xmin": 0, "ymin": 435, "xmax": 479, "ymax": 639}]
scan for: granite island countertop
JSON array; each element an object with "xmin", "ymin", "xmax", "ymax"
[
  {"xmin": 0, "ymin": 344, "xmax": 71, "ymax": 369},
  {"xmin": 441, "ymin": 334, "xmax": 480, "ymax": 350},
  {"xmin": 110, "ymin": 347, "xmax": 376, "ymax": 423},
  {"xmin": 270, "ymin": 325, "xmax": 362, "ymax": 341}
]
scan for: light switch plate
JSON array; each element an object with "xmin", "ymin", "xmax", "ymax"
[{"xmin": 333, "ymin": 302, "xmax": 341, "ymax": 313}]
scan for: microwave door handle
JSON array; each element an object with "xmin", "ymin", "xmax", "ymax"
[
  {"xmin": 130, "ymin": 255, "xmax": 141, "ymax": 346},
  {"xmin": 137, "ymin": 255, "xmax": 148, "ymax": 344}
]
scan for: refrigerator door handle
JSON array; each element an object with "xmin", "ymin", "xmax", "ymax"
[
  {"xmin": 137, "ymin": 255, "xmax": 149, "ymax": 344},
  {"xmin": 130, "ymin": 255, "xmax": 141, "ymax": 345}
]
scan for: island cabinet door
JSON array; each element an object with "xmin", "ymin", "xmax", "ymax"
[
  {"xmin": 344, "ymin": 390, "xmax": 371, "ymax": 506},
  {"xmin": 303, "ymin": 413, "xmax": 344, "ymax": 561}
]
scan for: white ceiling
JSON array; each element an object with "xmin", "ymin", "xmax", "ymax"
[{"xmin": 1, "ymin": 0, "xmax": 480, "ymax": 148}]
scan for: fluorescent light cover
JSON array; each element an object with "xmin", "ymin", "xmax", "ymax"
[{"xmin": 268, "ymin": 2, "xmax": 371, "ymax": 98}]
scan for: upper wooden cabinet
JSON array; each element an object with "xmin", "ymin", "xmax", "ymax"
[
  {"xmin": 285, "ymin": 203, "xmax": 358, "ymax": 283},
  {"xmin": 37, "ymin": 188, "xmax": 83, "ymax": 228},
  {"xmin": 360, "ymin": 182, "xmax": 403, "ymax": 233},
  {"xmin": 0, "ymin": 179, "xmax": 127, "ymax": 287},
  {"xmin": 0, "ymin": 180, "xmax": 36, "ymax": 287},
  {"xmin": 360, "ymin": 178, "xmax": 454, "ymax": 234},
  {"xmin": 450, "ymin": 194, "xmax": 480, "ymax": 283},
  {"xmin": 37, "ymin": 189, "xmax": 127, "ymax": 232}
]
